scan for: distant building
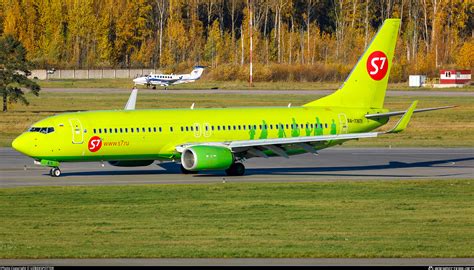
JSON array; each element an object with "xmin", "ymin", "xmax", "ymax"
[
  {"xmin": 408, "ymin": 75, "xmax": 426, "ymax": 87},
  {"xmin": 439, "ymin": 69, "xmax": 471, "ymax": 85}
]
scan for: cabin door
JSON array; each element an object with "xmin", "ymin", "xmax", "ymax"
[
  {"xmin": 69, "ymin": 118, "xmax": 84, "ymax": 144},
  {"xmin": 338, "ymin": 114, "xmax": 348, "ymax": 134}
]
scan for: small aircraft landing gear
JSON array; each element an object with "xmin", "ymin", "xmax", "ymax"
[
  {"xmin": 152, "ymin": 86, "xmax": 156, "ymax": 89},
  {"xmin": 50, "ymin": 167, "xmax": 61, "ymax": 177},
  {"xmin": 225, "ymin": 163, "xmax": 245, "ymax": 176}
]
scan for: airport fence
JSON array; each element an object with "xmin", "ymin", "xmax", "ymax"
[{"xmin": 29, "ymin": 69, "xmax": 161, "ymax": 80}]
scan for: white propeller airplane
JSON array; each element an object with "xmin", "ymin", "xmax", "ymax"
[{"xmin": 133, "ymin": 66, "xmax": 205, "ymax": 89}]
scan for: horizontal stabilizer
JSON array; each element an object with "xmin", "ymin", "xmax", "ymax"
[
  {"xmin": 365, "ymin": 105, "xmax": 456, "ymax": 119},
  {"xmin": 385, "ymin": 100, "xmax": 417, "ymax": 133}
]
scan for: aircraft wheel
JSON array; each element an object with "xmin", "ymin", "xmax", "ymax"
[
  {"xmin": 180, "ymin": 165, "xmax": 198, "ymax": 174},
  {"xmin": 152, "ymin": 86, "xmax": 156, "ymax": 89},
  {"xmin": 225, "ymin": 163, "xmax": 245, "ymax": 176},
  {"xmin": 51, "ymin": 167, "xmax": 61, "ymax": 177}
]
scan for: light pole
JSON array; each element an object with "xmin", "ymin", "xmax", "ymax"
[{"xmin": 249, "ymin": 0, "xmax": 253, "ymax": 87}]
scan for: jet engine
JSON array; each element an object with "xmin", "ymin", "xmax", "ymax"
[
  {"xmin": 181, "ymin": 145, "xmax": 233, "ymax": 171},
  {"xmin": 108, "ymin": 160, "xmax": 154, "ymax": 167}
]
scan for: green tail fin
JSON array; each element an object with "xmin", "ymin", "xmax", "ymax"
[{"xmin": 304, "ymin": 19, "xmax": 401, "ymax": 109}]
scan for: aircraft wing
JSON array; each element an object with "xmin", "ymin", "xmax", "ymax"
[
  {"xmin": 172, "ymin": 80, "xmax": 195, "ymax": 85},
  {"xmin": 365, "ymin": 105, "xmax": 455, "ymax": 119},
  {"xmin": 176, "ymin": 102, "xmax": 417, "ymax": 158},
  {"xmin": 176, "ymin": 131, "xmax": 384, "ymax": 159}
]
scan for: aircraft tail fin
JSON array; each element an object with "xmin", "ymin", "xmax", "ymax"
[
  {"xmin": 304, "ymin": 19, "xmax": 400, "ymax": 109},
  {"xmin": 189, "ymin": 66, "xmax": 205, "ymax": 80}
]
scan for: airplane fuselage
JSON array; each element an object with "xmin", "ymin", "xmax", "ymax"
[{"xmin": 12, "ymin": 106, "xmax": 388, "ymax": 163}]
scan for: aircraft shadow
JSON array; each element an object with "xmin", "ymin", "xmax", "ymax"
[
  {"xmin": 56, "ymin": 157, "xmax": 474, "ymax": 178},
  {"xmin": 239, "ymin": 157, "xmax": 474, "ymax": 177}
]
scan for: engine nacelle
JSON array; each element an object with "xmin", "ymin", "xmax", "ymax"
[
  {"xmin": 181, "ymin": 145, "xmax": 233, "ymax": 171},
  {"xmin": 108, "ymin": 160, "xmax": 154, "ymax": 167}
]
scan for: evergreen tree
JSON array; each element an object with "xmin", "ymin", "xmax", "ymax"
[{"xmin": 0, "ymin": 35, "xmax": 40, "ymax": 112}]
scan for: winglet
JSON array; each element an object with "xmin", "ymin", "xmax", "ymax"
[
  {"xmin": 125, "ymin": 87, "xmax": 138, "ymax": 110},
  {"xmin": 386, "ymin": 100, "xmax": 418, "ymax": 133}
]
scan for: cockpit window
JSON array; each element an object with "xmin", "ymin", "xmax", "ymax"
[{"xmin": 28, "ymin": 127, "xmax": 55, "ymax": 134}]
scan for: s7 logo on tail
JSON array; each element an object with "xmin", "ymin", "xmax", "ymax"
[{"xmin": 366, "ymin": 51, "xmax": 388, "ymax": 81}]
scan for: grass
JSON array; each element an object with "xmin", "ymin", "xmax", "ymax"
[
  {"xmin": 0, "ymin": 180, "xmax": 472, "ymax": 258},
  {"xmin": 36, "ymin": 79, "xmax": 474, "ymax": 91},
  {"xmin": 0, "ymin": 92, "xmax": 472, "ymax": 147}
]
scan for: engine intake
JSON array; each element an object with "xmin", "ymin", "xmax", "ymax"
[{"xmin": 181, "ymin": 145, "xmax": 233, "ymax": 171}]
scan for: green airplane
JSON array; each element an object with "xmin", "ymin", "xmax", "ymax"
[{"xmin": 12, "ymin": 19, "xmax": 453, "ymax": 177}]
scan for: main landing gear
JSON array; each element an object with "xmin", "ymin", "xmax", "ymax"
[
  {"xmin": 179, "ymin": 163, "xmax": 246, "ymax": 176},
  {"xmin": 180, "ymin": 164, "xmax": 198, "ymax": 174},
  {"xmin": 225, "ymin": 163, "xmax": 245, "ymax": 176},
  {"xmin": 49, "ymin": 167, "xmax": 61, "ymax": 177}
]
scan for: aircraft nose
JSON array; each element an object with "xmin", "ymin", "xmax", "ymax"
[
  {"xmin": 12, "ymin": 134, "xmax": 30, "ymax": 156},
  {"xmin": 133, "ymin": 78, "xmax": 143, "ymax": 84}
]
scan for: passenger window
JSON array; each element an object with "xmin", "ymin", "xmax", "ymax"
[
  {"xmin": 228, "ymin": 125, "xmax": 231, "ymax": 130},
  {"xmin": 93, "ymin": 129, "xmax": 96, "ymax": 134},
  {"xmin": 223, "ymin": 126, "xmax": 226, "ymax": 131},
  {"xmin": 217, "ymin": 126, "xmax": 221, "ymax": 131},
  {"xmin": 181, "ymin": 127, "xmax": 183, "ymax": 132},
  {"xmin": 259, "ymin": 125, "xmax": 262, "ymax": 130},
  {"xmin": 136, "ymin": 128, "xmax": 140, "ymax": 133},
  {"xmin": 186, "ymin": 127, "xmax": 189, "ymax": 131},
  {"xmin": 159, "ymin": 127, "xmax": 162, "ymax": 132},
  {"xmin": 109, "ymin": 128, "xmax": 113, "ymax": 133},
  {"xmin": 142, "ymin": 128, "xmax": 145, "ymax": 132},
  {"xmin": 211, "ymin": 126, "xmax": 214, "ymax": 131},
  {"xmin": 153, "ymin": 127, "xmax": 156, "ymax": 132},
  {"xmin": 125, "ymin": 128, "xmax": 128, "ymax": 133},
  {"xmin": 115, "ymin": 128, "xmax": 118, "ymax": 133},
  {"xmin": 99, "ymin": 129, "xmax": 102, "ymax": 134},
  {"xmin": 170, "ymin": 127, "xmax": 174, "ymax": 132},
  {"xmin": 104, "ymin": 129, "xmax": 108, "ymax": 134},
  {"xmin": 148, "ymin": 127, "xmax": 152, "ymax": 132},
  {"xmin": 190, "ymin": 126, "xmax": 193, "ymax": 131},
  {"xmin": 325, "ymin": 123, "xmax": 328, "ymax": 128}
]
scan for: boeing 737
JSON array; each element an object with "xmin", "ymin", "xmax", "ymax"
[
  {"xmin": 12, "ymin": 19, "xmax": 453, "ymax": 177},
  {"xmin": 133, "ymin": 66, "xmax": 205, "ymax": 89}
]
